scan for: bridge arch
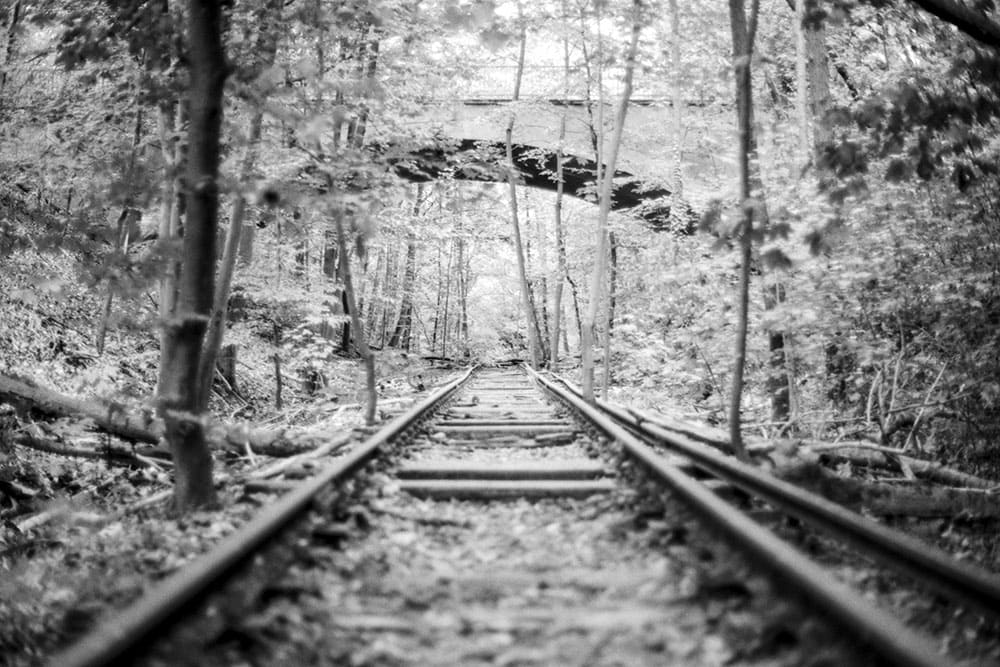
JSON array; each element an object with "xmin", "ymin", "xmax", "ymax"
[{"xmin": 377, "ymin": 139, "xmax": 695, "ymax": 233}]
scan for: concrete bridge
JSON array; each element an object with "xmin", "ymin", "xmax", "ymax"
[{"xmin": 380, "ymin": 65, "xmax": 736, "ymax": 231}]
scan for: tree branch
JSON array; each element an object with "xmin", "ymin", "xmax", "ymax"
[{"xmin": 904, "ymin": 0, "xmax": 1000, "ymax": 50}]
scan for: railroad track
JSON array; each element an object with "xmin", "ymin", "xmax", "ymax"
[{"xmin": 51, "ymin": 365, "xmax": 1000, "ymax": 666}]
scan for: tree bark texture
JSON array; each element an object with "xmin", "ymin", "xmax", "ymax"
[
  {"xmin": 726, "ymin": 0, "xmax": 760, "ymax": 461},
  {"xmin": 668, "ymin": 0, "xmax": 685, "ymax": 225},
  {"xmin": 581, "ymin": 0, "xmax": 641, "ymax": 402},
  {"xmin": 197, "ymin": 114, "xmax": 263, "ymax": 406},
  {"xmin": 906, "ymin": 0, "xmax": 1000, "ymax": 50},
  {"xmin": 601, "ymin": 230, "xmax": 618, "ymax": 399},
  {"xmin": 505, "ymin": 10, "xmax": 541, "ymax": 368},
  {"xmin": 777, "ymin": 460, "xmax": 1000, "ymax": 518},
  {"xmin": 156, "ymin": 101, "xmax": 186, "ymax": 396},
  {"xmin": 0, "ymin": 0, "xmax": 22, "ymax": 100},
  {"xmin": 196, "ymin": 0, "xmax": 282, "ymax": 406},
  {"xmin": 334, "ymin": 209, "xmax": 378, "ymax": 425},
  {"xmin": 158, "ymin": 0, "xmax": 228, "ymax": 511},
  {"xmin": 0, "ymin": 373, "xmax": 319, "ymax": 457}
]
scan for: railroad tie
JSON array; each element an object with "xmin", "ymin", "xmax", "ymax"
[
  {"xmin": 397, "ymin": 370, "xmax": 614, "ymax": 500},
  {"xmin": 397, "ymin": 459, "xmax": 615, "ymax": 500}
]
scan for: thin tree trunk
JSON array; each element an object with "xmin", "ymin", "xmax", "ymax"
[
  {"xmin": 196, "ymin": 112, "xmax": 264, "ymax": 407},
  {"xmin": 459, "ymin": 238, "xmax": 470, "ymax": 358},
  {"xmin": 365, "ymin": 247, "xmax": 382, "ymax": 341},
  {"xmin": 348, "ymin": 36, "xmax": 379, "ymax": 148},
  {"xmin": 601, "ymin": 231, "xmax": 618, "ymax": 399},
  {"xmin": 668, "ymin": 0, "xmax": 684, "ymax": 225},
  {"xmin": 505, "ymin": 6, "xmax": 541, "ymax": 368},
  {"xmin": 795, "ymin": 0, "xmax": 810, "ymax": 161},
  {"xmin": 440, "ymin": 240, "xmax": 453, "ymax": 358},
  {"xmin": 196, "ymin": 0, "xmax": 281, "ymax": 407},
  {"xmin": 158, "ymin": 0, "xmax": 228, "ymax": 511},
  {"xmin": 550, "ymin": 16, "xmax": 569, "ymax": 367},
  {"xmin": 806, "ymin": 13, "xmax": 832, "ymax": 153},
  {"xmin": 566, "ymin": 271, "xmax": 583, "ymax": 345},
  {"xmin": 561, "ymin": 299, "xmax": 571, "ymax": 357},
  {"xmin": 273, "ymin": 322, "xmax": 283, "ymax": 410},
  {"xmin": 726, "ymin": 0, "xmax": 761, "ymax": 461},
  {"xmin": 380, "ymin": 246, "xmax": 393, "ymax": 348},
  {"xmin": 334, "ymin": 208, "xmax": 377, "ymax": 425},
  {"xmin": 156, "ymin": 101, "xmax": 186, "ymax": 396},
  {"xmin": 388, "ymin": 192, "xmax": 421, "ymax": 348},
  {"xmin": 100, "ymin": 84, "xmax": 142, "ymax": 353},
  {"xmin": 534, "ymin": 201, "xmax": 550, "ymax": 361},
  {"xmin": 0, "ymin": 0, "xmax": 22, "ymax": 100},
  {"xmin": 582, "ymin": 0, "xmax": 641, "ymax": 402},
  {"xmin": 431, "ymin": 243, "xmax": 443, "ymax": 352},
  {"xmin": 338, "ymin": 254, "xmax": 351, "ymax": 352},
  {"xmin": 96, "ymin": 209, "xmax": 138, "ymax": 355}
]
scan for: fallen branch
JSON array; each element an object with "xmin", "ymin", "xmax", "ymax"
[
  {"xmin": 250, "ymin": 434, "xmax": 353, "ymax": 480},
  {"xmin": 0, "ymin": 374, "xmax": 159, "ymax": 443},
  {"xmin": 0, "ymin": 373, "xmax": 322, "ymax": 457},
  {"xmin": 776, "ymin": 461, "xmax": 1000, "ymax": 518},
  {"xmin": 628, "ymin": 407, "xmax": 773, "ymax": 454},
  {"xmin": 12, "ymin": 430, "xmax": 165, "ymax": 468},
  {"xmin": 805, "ymin": 441, "xmax": 997, "ymax": 490}
]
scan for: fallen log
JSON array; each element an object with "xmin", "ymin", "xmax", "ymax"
[
  {"xmin": 11, "ymin": 429, "xmax": 165, "ymax": 468},
  {"xmin": 775, "ymin": 460, "xmax": 1000, "ymax": 518},
  {"xmin": 626, "ymin": 407, "xmax": 773, "ymax": 455},
  {"xmin": 0, "ymin": 373, "xmax": 323, "ymax": 457},
  {"xmin": 250, "ymin": 434, "xmax": 353, "ymax": 479},
  {"xmin": 0, "ymin": 374, "xmax": 160, "ymax": 443},
  {"xmin": 863, "ymin": 483, "xmax": 1000, "ymax": 518},
  {"xmin": 805, "ymin": 441, "xmax": 998, "ymax": 490}
]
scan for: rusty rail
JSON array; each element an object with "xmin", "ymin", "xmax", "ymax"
[
  {"xmin": 50, "ymin": 368, "xmax": 474, "ymax": 667},
  {"xmin": 546, "ymin": 371, "xmax": 1000, "ymax": 620},
  {"xmin": 529, "ymin": 366, "xmax": 961, "ymax": 667}
]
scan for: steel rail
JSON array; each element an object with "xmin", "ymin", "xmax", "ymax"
[
  {"xmin": 527, "ymin": 367, "xmax": 954, "ymax": 667},
  {"xmin": 50, "ymin": 367, "xmax": 474, "ymax": 667},
  {"xmin": 547, "ymin": 373, "xmax": 1000, "ymax": 620}
]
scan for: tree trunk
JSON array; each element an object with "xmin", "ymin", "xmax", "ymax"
[
  {"xmin": 440, "ymin": 240, "xmax": 453, "ymax": 358},
  {"xmin": 96, "ymin": 208, "xmax": 138, "ymax": 355},
  {"xmin": 795, "ymin": 0, "xmax": 810, "ymax": 160},
  {"xmin": 550, "ymin": 19, "xmax": 569, "ymax": 367},
  {"xmin": 156, "ymin": 101, "xmax": 186, "ymax": 396},
  {"xmin": 196, "ymin": 108, "xmax": 267, "ymax": 407},
  {"xmin": 158, "ymin": 0, "xmax": 228, "ymax": 511},
  {"xmin": 806, "ymin": 11, "xmax": 832, "ymax": 154},
  {"xmin": 0, "ymin": 0, "xmax": 21, "ymax": 100},
  {"xmin": 726, "ymin": 0, "xmax": 760, "ymax": 461},
  {"xmin": 388, "ymin": 217, "xmax": 419, "ymax": 348},
  {"xmin": 505, "ymin": 8, "xmax": 541, "ymax": 368},
  {"xmin": 581, "ymin": 0, "xmax": 641, "ymax": 402},
  {"xmin": 348, "ymin": 36, "xmax": 380, "ymax": 148},
  {"xmin": 379, "ymin": 247, "xmax": 393, "ymax": 348},
  {"xmin": 668, "ymin": 0, "xmax": 685, "ymax": 226},
  {"xmin": 458, "ymin": 237, "xmax": 470, "ymax": 358},
  {"xmin": 0, "ymin": 373, "xmax": 324, "ymax": 459},
  {"xmin": 906, "ymin": 0, "xmax": 1000, "ymax": 51},
  {"xmin": 338, "ymin": 254, "xmax": 352, "ymax": 353},
  {"xmin": 534, "ymin": 201, "xmax": 550, "ymax": 363},
  {"xmin": 334, "ymin": 208, "xmax": 377, "ymax": 425},
  {"xmin": 273, "ymin": 322, "xmax": 283, "ymax": 410},
  {"xmin": 566, "ymin": 271, "xmax": 583, "ymax": 345},
  {"xmin": 217, "ymin": 343, "xmax": 237, "ymax": 391},
  {"xmin": 96, "ymin": 98, "xmax": 144, "ymax": 355},
  {"xmin": 601, "ymin": 231, "xmax": 618, "ymax": 399}
]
